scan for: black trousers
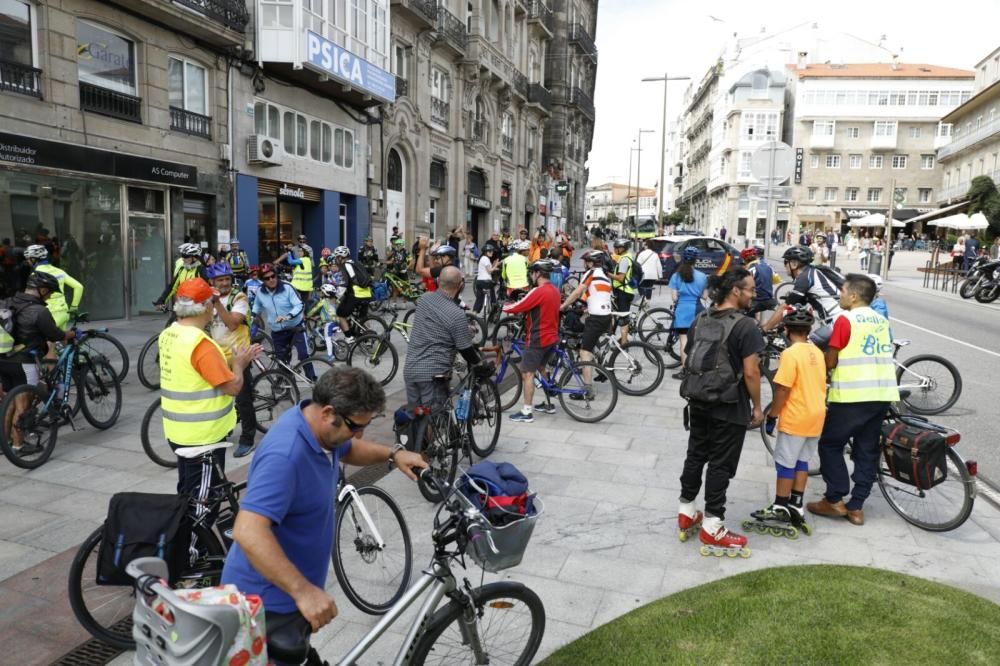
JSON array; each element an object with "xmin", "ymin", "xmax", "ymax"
[
  {"xmin": 473, "ymin": 279, "xmax": 495, "ymax": 313},
  {"xmin": 235, "ymin": 366, "xmax": 256, "ymax": 445},
  {"xmin": 679, "ymin": 406, "xmax": 747, "ymax": 520}
]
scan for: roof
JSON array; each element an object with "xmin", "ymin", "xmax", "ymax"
[{"xmin": 786, "ymin": 63, "xmax": 975, "ymax": 80}]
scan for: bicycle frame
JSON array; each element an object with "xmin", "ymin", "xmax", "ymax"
[
  {"xmin": 496, "ymin": 340, "xmax": 588, "ymax": 398},
  {"xmin": 337, "ymin": 480, "xmax": 388, "ymax": 551}
]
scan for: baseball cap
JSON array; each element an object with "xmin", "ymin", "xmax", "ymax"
[{"xmin": 176, "ymin": 278, "xmax": 215, "ymax": 304}]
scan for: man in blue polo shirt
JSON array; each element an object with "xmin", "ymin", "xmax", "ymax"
[{"xmin": 221, "ymin": 367, "xmax": 426, "ymax": 636}]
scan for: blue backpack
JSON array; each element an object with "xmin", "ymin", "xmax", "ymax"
[{"xmin": 371, "ymin": 280, "xmax": 390, "ymax": 302}]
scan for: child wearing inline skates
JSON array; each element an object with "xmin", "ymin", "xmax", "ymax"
[{"xmin": 746, "ymin": 305, "xmax": 827, "ymax": 538}]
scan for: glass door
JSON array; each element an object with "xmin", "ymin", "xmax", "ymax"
[{"xmin": 126, "ymin": 187, "xmax": 167, "ymax": 316}]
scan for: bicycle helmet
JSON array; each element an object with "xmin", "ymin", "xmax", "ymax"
[
  {"xmin": 754, "ymin": 246, "xmax": 766, "ymax": 258},
  {"xmin": 513, "ymin": 239, "xmax": 531, "ymax": 252},
  {"xmin": 583, "ymin": 250, "xmax": 606, "ymax": 264},
  {"xmin": 782, "ymin": 245, "xmax": 814, "ymax": 265},
  {"xmin": 321, "ymin": 247, "xmax": 332, "ymax": 258},
  {"xmin": 178, "ymin": 243, "xmax": 201, "ymax": 258},
  {"xmin": 206, "ymin": 262, "xmax": 233, "ymax": 279},
  {"xmin": 332, "ymin": 246, "xmax": 351, "ymax": 260},
  {"xmin": 740, "ymin": 247, "xmax": 758, "ymax": 262},
  {"xmin": 24, "ymin": 244, "xmax": 48, "ymax": 260},
  {"xmin": 613, "ymin": 239, "xmax": 631, "ymax": 250},
  {"xmin": 27, "ymin": 270, "xmax": 60, "ymax": 292},
  {"xmin": 231, "ymin": 238, "xmax": 240, "ymax": 245},
  {"xmin": 249, "ymin": 264, "xmax": 259, "ymax": 274},
  {"xmin": 681, "ymin": 246, "xmax": 699, "ymax": 262},
  {"xmin": 529, "ymin": 258, "xmax": 559, "ymax": 274},
  {"xmin": 320, "ymin": 283, "xmax": 337, "ymax": 297},
  {"xmin": 782, "ymin": 304, "xmax": 815, "ymax": 328},
  {"xmin": 867, "ymin": 273, "xmax": 884, "ymax": 293},
  {"xmin": 430, "ymin": 244, "xmax": 458, "ymax": 258},
  {"xmin": 258, "ymin": 263, "xmax": 276, "ymax": 276},
  {"xmin": 393, "ymin": 237, "xmax": 405, "ymax": 246}
]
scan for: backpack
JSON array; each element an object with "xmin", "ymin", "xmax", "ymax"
[
  {"xmin": 372, "ymin": 280, "xmax": 390, "ymax": 302},
  {"xmin": 679, "ymin": 309, "xmax": 745, "ymax": 404},
  {"xmin": 628, "ymin": 255, "xmax": 644, "ymax": 289},
  {"xmin": 0, "ymin": 298, "xmax": 15, "ymax": 356},
  {"xmin": 350, "ymin": 261, "xmax": 372, "ymax": 288},
  {"xmin": 96, "ymin": 492, "xmax": 192, "ymax": 586}
]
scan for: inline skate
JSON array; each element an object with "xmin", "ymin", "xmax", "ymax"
[
  {"xmin": 698, "ymin": 523, "xmax": 751, "ymax": 558},
  {"xmin": 742, "ymin": 504, "xmax": 812, "ymax": 540},
  {"xmin": 678, "ymin": 510, "xmax": 703, "ymax": 543}
]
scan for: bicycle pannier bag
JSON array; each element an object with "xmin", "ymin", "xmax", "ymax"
[
  {"xmin": 679, "ymin": 309, "xmax": 744, "ymax": 403},
  {"xmin": 881, "ymin": 422, "xmax": 949, "ymax": 489},
  {"xmin": 97, "ymin": 493, "xmax": 192, "ymax": 586}
]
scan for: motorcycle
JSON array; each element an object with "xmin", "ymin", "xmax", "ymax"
[
  {"xmin": 972, "ymin": 259, "xmax": 1000, "ymax": 303},
  {"xmin": 958, "ymin": 255, "xmax": 993, "ymax": 299}
]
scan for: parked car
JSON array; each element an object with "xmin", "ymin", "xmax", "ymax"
[{"xmin": 649, "ymin": 235, "xmax": 743, "ymax": 282}]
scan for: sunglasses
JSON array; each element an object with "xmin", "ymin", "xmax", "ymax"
[
  {"xmin": 262, "ymin": 274, "xmax": 277, "ymax": 280},
  {"xmin": 342, "ymin": 414, "xmax": 372, "ymax": 433}
]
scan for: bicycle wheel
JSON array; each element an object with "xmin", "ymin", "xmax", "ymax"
[
  {"xmin": 410, "ymin": 581, "xmax": 546, "ymax": 666},
  {"xmin": 605, "ymin": 340, "xmax": 664, "ymax": 396},
  {"xmin": 468, "ymin": 380, "xmax": 501, "ymax": 458},
  {"xmin": 332, "ymin": 486, "xmax": 413, "ymax": 615},
  {"xmin": 139, "ymin": 398, "xmax": 175, "ymax": 468},
  {"xmin": 562, "ymin": 275, "xmax": 580, "ymax": 297},
  {"xmin": 416, "ymin": 413, "xmax": 459, "ymax": 503},
  {"xmin": 78, "ymin": 358, "xmax": 122, "ymax": 430},
  {"xmin": 252, "ymin": 369, "xmax": 300, "ymax": 433},
  {"xmin": 80, "ymin": 331, "xmax": 130, "ymax": 383},
  {"xmin": 136, "ymin": 333, "xmax": 160, "ymax": 390},
  {"xmin": 347, "ymin": 334, "xmax": 398, "ymax": 386},
  {"xmin": 557, "ymin": 361, "xmax": 618, "ymax": 423},
  {"xmin": 0, "ymin": 384, "xmax": 59, "ymax": 469},
  {"xmin": 68, "ymin": 523, "xmax": 226, "ymax": 650},
  {"xmin": 636, "ymin": 307, "xmax": 673, "ymax": 344},
  {"xmin": 878, "ymin": 447, "xmax": 975, "ymax": 532},
  {"xmin": 466, "ymin": 313, "xmax": 487, "ymax": 347},
  {"xmin": 402, "ymin": 306, "xmax": 416, "ymax": 326},
  {"xmin": 361, "ymin": 314, "xmax": 390, "ymax": 337},
  {"xmin": 774, "ymin": 281, "xmax": 794, "ymax": 303},
  {"xmin": 491, "ymin": 316, "xmax": 522, "ymax": 353},
  {"xmin": 895, "ymin": 355, "xmax": 962, "ymax": 416},
  {"xmin": 497, "ymin": 359, "xmax": 523, "ymax": 412},
  {"xmin": 292, "ymin": 356, "xmax": 336, "ymax": 392}
]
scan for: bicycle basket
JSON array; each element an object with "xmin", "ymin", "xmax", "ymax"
[{"xmin": 455, "ymin": 482, "xmax": 542, "ymax": 573}]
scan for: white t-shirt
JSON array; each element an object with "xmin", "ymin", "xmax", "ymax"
[
  {"xmin": 210, "ymin": 291, "xmax": 250, "ymax": 354},
  {"xmin": 477, "ymin": 255, "xmax": 494, "ymax": 281},
  {"xmin": 636, "ymin": 248, "xmax": 662, "ymax": 281},
  {"xmin": 583, "ymin": 267, "xmax": 613, "ymax": 315}
]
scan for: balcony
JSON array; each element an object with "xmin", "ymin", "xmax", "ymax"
[
  {"xmin": 80, "ymin": 83, "xmax": 141, "ymax": 123},
  {"xmin": 114, "ymin": 0, "xmax": 247, "ymax": 46},
  {"xmin": 514, "ymin": 0, "xmax": 528, "ymax": 16},
  {"xmin": 570, "ymin": 23, "xmax": 598, "ymax": 64},
  {"xmin": 169, "ymin": 106, "xmax": 212, "ymax": 139},
  {"xmin": 435, "ymin": 7, "xmax": 467, "ymax": 56},
  {"xmin": 430, "ymin": 96, "xmax": 449, "ymax": 129},
  {"xmin": 870, "ymin": 133, "xmax": 898, "ymax": 150},
  {"xmin": 938, "ymin": 117, "xmax": 1000, "ymax": 161},
  {"xmin": 527, "ymin": 0, "xmax": 554, "ymax": 39},
  {"xmin": 0, "ymin": 60, "xmax": 42, "ymax": 98},
  {"xmin": 526, "ymin": 82, "xmax": 551, "ymax": 113},
  {"xmin": 395, "ymin": 77, "xmax": 410, "ymax": 97},
  {"xmin": 512, "ymin": 69, "xmax": 528, "ymax": 100},
  {"xmin": 570, "ymin": 86, "xmax": 595, "ymax": 120},
  {"xmin": 937, "ymin": 181, "xmax": 970, "ymax": 202},
  {"xmin": 809, "ymin": 133, "xmax": 835, "ymax": 150},
  {"xmin": 390, "ymin": 0, "xmax": 438, "ymax": 27}
]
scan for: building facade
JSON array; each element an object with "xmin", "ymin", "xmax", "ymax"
[
  {"xmin": 584, "ymin": 182, "xmax": 654, "ymax": 227},
  {"xmin": 675, "ymin": 64, "xmax": 719, "ymax": 231}
]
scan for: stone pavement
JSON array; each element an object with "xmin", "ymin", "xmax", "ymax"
[{"xmin": 1, "ymin": 284, "xmax": 999, "ymax": 666}]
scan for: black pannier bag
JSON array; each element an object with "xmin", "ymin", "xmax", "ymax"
[
  {"xmin": 96, "ymin": 493, "xmax": 192, "ymax": 585},
  {"xmin": 881, "ymin": 421, "xmax": 949, "ymax": 489}
]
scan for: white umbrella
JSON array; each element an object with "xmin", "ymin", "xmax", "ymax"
[
  {"xmin": 848, "ymin": 213, "xmax": 904, "ymax": 228},
  {"xmin": 930, "ymin": 212, "xmax": 986, "ymax": 230}
]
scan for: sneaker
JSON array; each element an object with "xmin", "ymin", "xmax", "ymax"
[
  {"xmin": 234, "ymin": 441, "xmax": 256, "ymax": 458},
  {"xmin": 508, "ymin": 411, "xmax": 534, "ymax": 423},
  {"xmin": 533, "ymin": 402, "xmax": 556, "ymax": 415},
  {"xmin": 671, "ymin": 371, "xmax": 686, "ymax": 380}
]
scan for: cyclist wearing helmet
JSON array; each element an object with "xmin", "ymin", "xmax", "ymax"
[
  {"xmin": 742, "ymin": 247, "xmax": 776, "ymax": 321},
  {"xmin": 228, "ymin": 239, "xmax": 250, "ymax": 281},
  {"xmin": 414, "ymin": 237, "xmax": 458, "ymax": 291},
  {"xmin": 501, "ymin": 239, "xmax": 531, "ymax": 295},
  {"xmin": 277, "ymin": 243, "xmax": 315, "ymax": 304},
  {"xmin": 504, "ymin": 258, "xmax": 562, "ymax": 423},
  {"xmin": 669, "ymin": 246, "xmax": 709, "ymax": 378},
  {"xmin": 610, "ymin": 239, "xmax": 637, "ymax": 343},
  {"xmin": 308, "ymin": 283, "xmax": 342, "ymax": 359},
  {"xmin": 242, "ymin": 265, "xmax": 262, "ymax": 308},
  {"xmin": 154, "ymin": 243, "xmax": 206, "ymax": 310},
  {"xmin": 24, "ymin": 244, "xmax": 83, "ymax": 330},
  {"xmin": 252, "ymin": 264, "xmax": 315, "ymax": 381},
  {"xmin": 331, "ymin": 246, "xmax": 372, "ymax": 339},
  {"xmin": 561, "ymin": 250, "xmax": 613, "ymax": 393},
  {"xmin": 764, "ymin": 245, "xmax": 844, "ymax": 339},
  {"xmin": 359, "ymin": 237, "xmax": 380, "ymax": 271},
  {"xmin": 207, "ymin": 262, "xmax": 257, "ymax": 457}
]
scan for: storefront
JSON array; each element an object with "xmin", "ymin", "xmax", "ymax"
[
  {"xmin": 0, "ymin": 131, "xmax": 205, "ymax": 320},
  {"xmin": 841, "ymin": 207, "xmax": 934, "ymax": 238}
]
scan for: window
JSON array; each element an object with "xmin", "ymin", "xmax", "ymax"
[
  {"xmin": 867, "ymin": 187, "xmax": 882, "ymax": 202},
  {"xmin": 810, "ymin": 155, "xmax": 819, "ymax": 168},
  {"xmin": 741, "ymin": 111, "xmax": 779, "ymax": 142},
  {"xmin": 282, "ymin": 111, "xmax": 295, "ymax": 153},
  {"xmin": 392, "ymin": 43, "xmax": 410, "ymax": 80},
  {"xmin": 824, "ymin": 187, "xmax": 837, "ymax": 202},
  {"xmin": 168, "ymin": 57, "xmax": 208, "ymax": 115},
  {"xmin": 918, "ymin": 188, "xmax": 932, "ymax": 203},
  {"xmin": 891, "ymin": 154, "xmax": 907, "ymax": 169},
  {"xmin": 921, "ymin": 154, "xmax": 935, "ymax": 170},
  {"xmin": 430, "ymin": 160, "xmax": 447, "ymax": 189},
  {"xmin": 309, "ymin": 119, "xmax": 321, "ymax": 160},
  {"xmin": 846, "ymin": 126, "xmax": 860, "ymax": 138},
  {"xmin": 322, "ymin": 124, "xmax": 332, "ymax": 162},
  {"xmin": 874, "ymin": 120, "xmax": 897, "ymax": 137},
  {"xmin": 351, "ymin": 0, "xmax": 367, "ymax": 42},
  {"xmin": 826, "ymin": 154, "xmax": 841, "ymax": 168},
  {"xmin": 909, "ymin": 126, "xmax": 922, "ymax": 138},
  {"xmin": 255, "ymin": 99, "xmax": 344, "ymax": 165},
  {"xmin": 261, "ymin": 0, "xmax": 293, "ymax": 27},
  {"xmin": 849, "ymin": 154, "xmax": 862, "ymax": 169},
  {"xmin": 295, "ymin": 114, "xmax": 307, "ymax": 157},
  {"xmin": 77, "ymin": 21, "xmax": 137, "ymax": 95},
  {"xmin": 807, "ymin": 187, "xmax": 818, "ymax": 201},
  {"xmin": 386, "ymin": 148, "xmax": 402, "ymax": 191},
  {"xmin": 846, "ymin": 187, "xmax": 859, "ymax": 202},
  {"xmin": 501, "ymin": 112, "xmax": 513, "ymax": 155},
  {"xmin": 937, "ymin": 123, "xmax": 953, "ymax": 137},
  {"xmin": 0, "ymin": 0, "xmax": 37, "ymax": 91},
  {"xmin": 334, "ymin": 127, "xmax": 354, "ymax": 168},
  {"xmin": 431, "ymin": 67, "xmax": 449, "ymax": 102},
  {"xmin": 813, "ymin": 120, "xmax": 835, "ymax": 136},
  {"xmin": 739, "ymin": 151, "xmax": 752, "ymax": 178},
  {"xmin": 870, "ymin": 155, "xmax": 884, "ymax": 169}
]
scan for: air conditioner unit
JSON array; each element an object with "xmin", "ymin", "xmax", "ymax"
[{"xmin": 247, "ymin": 134, "xmax": 283, "ymax": 166}]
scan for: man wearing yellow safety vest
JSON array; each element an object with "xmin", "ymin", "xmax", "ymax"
[
  {"xmin": 278, "ymin": 243, "xmax": 314, "ymax": 304},
  {"xmin": 609, "ymin": 238, "xmax": 637, "ymax": 343},
  {"xmin": 24, "ymin": 245, "xmax": 83, "ymax": 330},
  {"xmin": 807, "ymin": 274, "xmax": 900, "ymax": 527},
  {"xmin": 160, "ymin": 278, "xmax": 261, "ymax": 497},
  {"xmin": 501, "ymin": 239, "xmax": 530, "ymax": 297},
  {"xmin": 154, "ymin": 243, "xmax": 207, "ymax": 315},
  {"xmin": 331, "ymin": 246, "xmax": 372, "ymax": 341}
]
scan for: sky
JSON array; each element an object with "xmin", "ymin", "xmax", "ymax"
[{"xmin": 589, "ymin": 0, "xmax": 997, "ymax": 191}]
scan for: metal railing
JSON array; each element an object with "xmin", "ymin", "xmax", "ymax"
[
  {"xmin": 938, "ymin": 181, "xmax": 969, "ymax": 201},
  {"xmin": 938, "ymin": 117, "xmax": 1000, "ymax": 160},
  {"xmin": 570, "ymin": 23, "xmax": 597, "ymax": 61},
  {"xmin": 393, "ymin": 0, "xmax": 438, "ymax": 24},
  {"xmin": 436, "ymin": 7, "xmax": 467, "ymax": 53},
  {"xmin": 570, "ymin": 86, "xmax": 594, "ymax": 119},
  {"xmin": 173, "ymin": 0, "xmax": 249, "ymax": 32},
  {"xmin": 527, "ymin": 82, "xmax": 551, "ymax": 110},
  {"xmin": 395, "ymin": 77, "xmax": 409, "ymax": 97},
  {"xmin": 169, "ymin": 106, "xmax": 211, "ymax": 138},
  {"xmin": 431, "ymin": 97, "xmax": 449, "ymax": 128},
  {"xmin": 528, "ymin": 0, "xmax": 554, "ymax": 35},
  {"xmin": 0, "ymin": 59, "xmax": 42, "ymax": 98},
  {"xmin": 512, "ymin": 69, "xmax": 528, "ymax": 99},
  {"xmin": 80, "ymin": 82, "xmax": 142, "ymax": 123}
]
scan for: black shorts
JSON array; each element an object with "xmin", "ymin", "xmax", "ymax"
[
  {"xmin": 671, "ymin": 327, "xmax": 689, "ymax": 335},
  {"xmin": 336, "ymin": 291, "xmax": 370, "ymax": 319},
  {"xmin": 581, "ymin": 314, "xmax": 611, "ymax": 352},
  {"xmin": 520, "ymin": 344, "xmax": 556, "ymax": 373},
  {"xmin": 614, "ymin": 290, "xmax": 634, "ymax": 320},
  {"xmin": 0, "ymin": 360, "xmax": 28, "ymax": 392}
]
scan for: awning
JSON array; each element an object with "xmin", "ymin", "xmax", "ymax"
[
  {"xmin": 904, "ymin": 200, "xmax": 970, "ymax": 226},
  {"xmin": 840, "ymin": 207, "xmax": 935, "ymax": 222}
]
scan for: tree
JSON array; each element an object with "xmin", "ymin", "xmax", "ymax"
[
  {"xmin": 664, "ymin": 205, "xmax": 689, "ymax": 230},
  {"xmin": 966, "ymin": 175, "xmax": 1000, "ymax": 237},
  {"xmin": 605, "ymin": 210, "xmax": 619, "ymax": 225}
]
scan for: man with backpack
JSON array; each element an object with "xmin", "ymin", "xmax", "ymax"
[
  {"xmin": 676, "ymin": 267, "xmax": 764, "ymax": 557},
  {"xmin": 610, "ymin": 239, "xmax": 641, "ymax": 342},
  {"xmin": 764, "ymin": 245, "xmax": 843, "ymax": 347}
]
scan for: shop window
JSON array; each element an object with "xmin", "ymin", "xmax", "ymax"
[{"xmin": 257, "ymin": 193, "xmax": 303, "ymax": 263}]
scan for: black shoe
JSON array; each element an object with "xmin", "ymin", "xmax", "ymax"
[
  {"xmin": 234, "ymin": 441, "xmax": 256, "ymax": 458},
  {"xmin": 672, "ymin": 371, "xmax": 686, "ymax": 380}
]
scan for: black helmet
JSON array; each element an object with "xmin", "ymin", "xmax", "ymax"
[
  {"xmin": 529, "ymin": 259, "xmax": 560, "ymax": 274},
  {"xmin": 27, "ymin": 270, "xmax": 60, "ymax": 293},
  {"xmin": 783, "ymin": 304, "xmax": 815, "ymax": 328},
  {"xmin": 754, "ymin": 246, "xmax": 766, "ymax": 258},
  {"xmin": 430, "ymin": 244, "xmax": 458, "ymax": 258},
  {"xmin": 782, "ymin": 245, "xmax": 814, "ymax": 265}
]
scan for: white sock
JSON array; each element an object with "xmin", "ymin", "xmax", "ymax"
[
  {"xmin": 678, "ymin": 500, "xmax": 698, "ymax": 519},
  {"xmin": 702, "ymin": 515, "xmax": 722, "ymax": 535},
  {"xmin": 521, "ymin": 405, "xmax": 532, "ymax": 415}
]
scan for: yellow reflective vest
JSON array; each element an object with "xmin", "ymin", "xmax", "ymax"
[
  {"xmin": 34, "ymin": 263, "xmax": 84, "ymax": 330},
  {"xmin": 501, "ymin": 254, "xmax": 529, "ymax": 290},
  {"xmin": 159, "ymin": 323, "xmax": 236, "ymax": 445},
  {"xmin": 291, "ymin": 256, "xmax": 314, "ymax": 293},
  {"xmin": 828, "ymin": 306, "xmax": 901, "ymax": 404},
  {"xmin": 347, "ymin": 261, "xmax": 372, "ymax": 298},
  {"xmin": 169, "ymin": 263, "xmax": 202, "ymax": 301},
  {"xmin": 612, "ymin": 254, "xmax": 636, "ymax": 295}
]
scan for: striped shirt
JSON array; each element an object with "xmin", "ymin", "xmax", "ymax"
[{"xmin": 582, "ymin": 267, "xmax": 612, "ymax": 315}]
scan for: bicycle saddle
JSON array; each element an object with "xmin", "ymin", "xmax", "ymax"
[
  {"xmin": 174, "ymin": 442, "xmax": 234, "ymax": 459},
  {"xmin": 894, "ymin": 339, "xmax": 911, "ymax": 347},
  {"xmin": 265, "ymin": 611, "xmax": 312, "ymax": 663},
  {"xmin": 433, "ymin": 372, "xmax": 453, "ymax": 383}
]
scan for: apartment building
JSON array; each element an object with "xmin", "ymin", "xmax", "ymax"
[
  {"xmin": 675, "ymin": 63, "xmax": 720, "ymax": 231},
  {"xmin": 788, "ymin": 62, "xmax": 974, "ymax": 236},
  {"xmin": 937, "ymin": 45, "xmax": 1000, "ymax": 205},
  {"xmin": 584, "ymin": 182, "xmax": 655, "ymax": 224}
]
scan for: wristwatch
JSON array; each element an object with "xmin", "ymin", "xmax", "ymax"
[{"xmin": 387, "ymin": 443, "xmax": 406, "ymax": 468}]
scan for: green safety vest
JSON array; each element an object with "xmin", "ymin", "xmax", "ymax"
[
  {"xmin": 169, "ymin": 264, "xmax": 201, "ymax": 300},
  {"xmin": 502, "ymin": 254, "xmax": 529, "ymax": 290},
  {"xmin": 291, "ymin": 256, "xmax": 314, "ymax": 293},
  {"xmin": 613, "ymin": 254, "xmax": 636, "ymax": 295},
  {"xmin": 828, "ymin": 307, "xmax": 901, "ymax": 404},
  {"xmin": 35, "ymin": 263, "xmax": 82, "ymax": 329}
]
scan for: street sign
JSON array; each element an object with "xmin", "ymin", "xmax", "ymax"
[
  {"xmin": 555, "ymin": 180, "xmax": 569, "ymax": 194},
  {"xmin": 747, "ymin": 185, "xmax": 792, "ymax": 200},
  {"xmin": 751, "ymin": 141, "xmax": 795, "ymax": 184}
]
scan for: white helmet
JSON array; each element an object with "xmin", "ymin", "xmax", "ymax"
[
  {"xmin": 320, "ymin": 283, "xmax": 337, "ymax": 297},
  {"xmin": 867, "ymin": 273, "xmax": 884, "ymax": 293},
  {"xmin": 24, "ymin": 244, "xmax": 48, "ymax": 260},
  {"xmin": 178, "ymin": 243, "xmax": 201, "ymax": 257},
  {"xmin": 513, "ymin": 239, "xmax": 530, "ymax": 252},
  {"xmin": 332, "ymin": 246, "xmax": 351, "ymax": 260}
]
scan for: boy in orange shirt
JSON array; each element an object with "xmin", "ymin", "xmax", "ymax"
[{"xmin": 745, "ymin": 305, "xmax": 827, "ymax": 538}]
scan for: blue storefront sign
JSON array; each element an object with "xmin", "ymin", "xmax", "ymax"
[{"xmin": 304, "ymin": 31, "xmax": 396, "ymax": 104}]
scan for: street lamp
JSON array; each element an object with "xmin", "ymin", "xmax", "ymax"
[
  {"xmin": 627, "ymin": 141, "xmax": 638, "ymax": 235},
  {"xmin": 642, "ymin": 73, "xmax": 690, "ymax": 231},
  {"xmin": 634, "ymin": 129, "xmax": 654, "ymax": 232}
]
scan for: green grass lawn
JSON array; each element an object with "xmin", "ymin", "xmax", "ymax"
[{"xmin": 541, "ymin": 565, "xmax": 1000, "ymax": 666}]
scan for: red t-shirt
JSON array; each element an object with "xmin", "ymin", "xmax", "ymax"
[
  {"xmin": 503, "ymin": 282, "xmax": 561, "ymax": 348},
  {"xmin": 828, "ymin": 314, "xmax": 852, "ymax": 351}
]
